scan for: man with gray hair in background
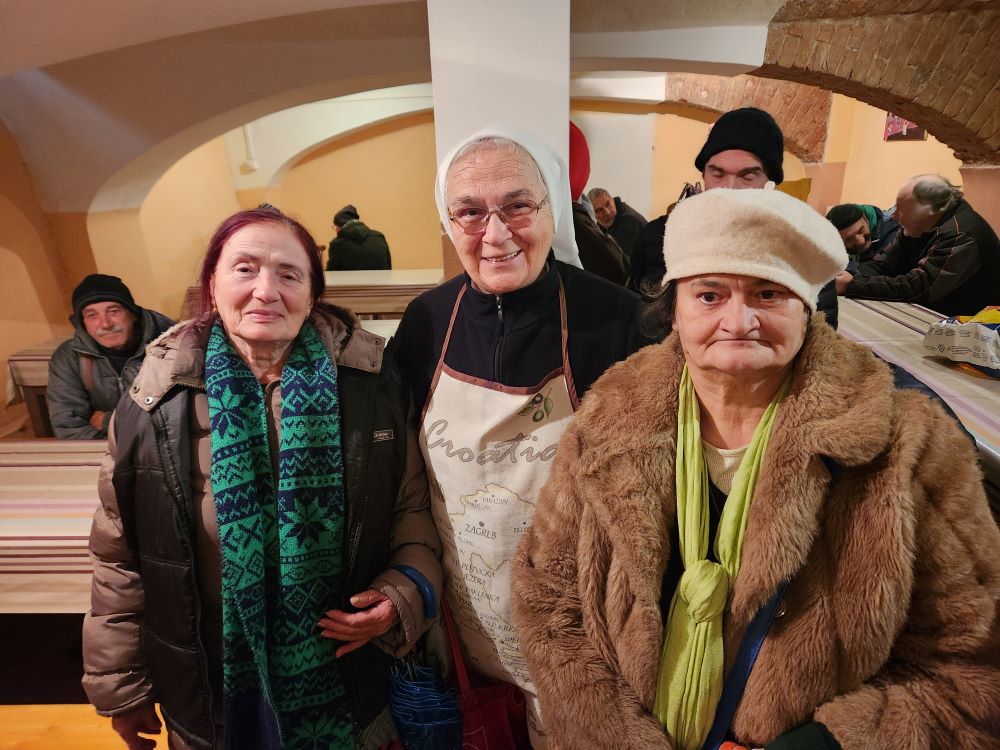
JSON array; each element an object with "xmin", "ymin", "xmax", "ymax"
[{"xmin": 837, "ymin": 174, "xmax": 1000, "ymax": 316}]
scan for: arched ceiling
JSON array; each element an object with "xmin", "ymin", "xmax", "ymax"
[{"xmin": 0, "ymin": 0, "xmax": 787, "ymax": 216}]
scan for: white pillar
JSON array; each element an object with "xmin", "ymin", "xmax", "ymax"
[{"xmin": 427, "ymin": 0, "xmax": 570, "ymax": 165}]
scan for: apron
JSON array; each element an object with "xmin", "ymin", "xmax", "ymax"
[{"xmin": 419, "ymin": 280, "xmax": 579, "ymax": 748}]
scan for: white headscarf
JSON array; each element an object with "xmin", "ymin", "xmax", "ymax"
[{"xmin": 434, "ymin": 126, "xmax": 582, "ymax": 269}]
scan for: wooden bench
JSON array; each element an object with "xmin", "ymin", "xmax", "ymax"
[
  {"xmin": 0, "ymin": 440, "xmax": 105, "ymax": 613},
  {"xmin": 183, "ymin": 268, "xmax": 444, "ymax": 319},
  {"xmin": 7, "ymin": 338, "xmax": 66, "ymax": 438}
]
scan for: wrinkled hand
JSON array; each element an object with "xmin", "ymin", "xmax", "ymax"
[
  {"xmin": 835, "ymin": 270, "xmax": 853, "ymax": 295},
  {"xmin": 319, "ymin": 589, "xmax": 399, "ymax": 658},
  {"xmin": 110, "ymin": 703, "xmax": 161, "ymax": 750},
  {"xmin": 90, "ymin": 410, "xmax": 107, "ymax": 432}
]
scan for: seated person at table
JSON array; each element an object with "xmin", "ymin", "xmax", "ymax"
[
  {"xmin": 48, "ymin": 274, "xmax": 173, "ymax": 439},
  {"xmin": 326, "ymin": 204, "xmax": 393, "ymax": 271},
  {"xmin": 825, "ymin": 202, "xmax": 899, "ymax": 274},
  {"xmin": 836, "ymin": 175, "xmax": 1000, "ymax": 316}
]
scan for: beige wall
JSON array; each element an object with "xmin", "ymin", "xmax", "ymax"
[
  {"xmin": 0, "ymin": 123, "xmax": 72, "ymax": 418},
  {"xmin": 839, "ymin": 101, "xmax": 963, "ymax": 210},
  {"xmin": 139, "ymin": 137, "xmax": 240, "ymax": 317},
  {"xmin": 264, "ymin": 113, "xmax": 443, "ymax": 270},
  {"xmin": 87, "ymin": 137, "xmax": 240, "ymax": 320}
]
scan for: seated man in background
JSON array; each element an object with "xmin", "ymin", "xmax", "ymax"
[
  {"xmin": 325, "ymin": 204, "xmax": 392, "ymax": 270},
  {"xmin": 588, "ymin": 186, "xmax": 647, "ymax": 261},
  {"xmin": 837, "ymin": 175, "xmax": 1000, "ymax": 316},
  {"xmin": 569, "ymin": 123, "xmax": 629, "ymax": 285},
  {"xmin": 48, "ymin": 274, "xmax": 174, "ymax": 439},
  {"xmin": 825, "ymin": 202, "xmax": 899, "ymax": 274}
]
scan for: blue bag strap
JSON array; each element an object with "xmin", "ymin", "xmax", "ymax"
[
  {"xmin": 702, "ymin": 580, "xmax": 788, "ymax": 750},
  {"xmin": 391, "ymin": 564, "xmax": 438, "ymax": 619}
]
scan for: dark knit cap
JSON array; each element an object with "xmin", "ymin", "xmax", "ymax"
[
  {"xmin": 825, "ymin": 203, "xmax": 864, "ymax": 231},
  {"xmin": 72, "ymin": 274, "xmax": 139, "ymax": 320},
  {"xmin": 695, "ymin": 107, "xmax": 785, "ymax": 184},
  {"xmin": 333, "ymin": 204, "xmax": 360, "ymax": 227}
]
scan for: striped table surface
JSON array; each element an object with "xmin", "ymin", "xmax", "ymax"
[
  {"xmin": 0, "ymin": 704, "xmax": 168, "ymax": 749},
  {"xmin": 839, "ymin": 299, "xmax": 1000, "ymax": 487},
  {"xmin": 0, "ymin": 440, "xmax": 105, "ymax": 613}
]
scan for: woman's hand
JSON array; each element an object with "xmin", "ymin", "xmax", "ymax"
[
  {"xmin": 110, "ymin": 703, "xmax": 161, "ymax": 750},
  {"xmin": 318, "ymin": 589, "xmax": 399, "ymax": 658}
]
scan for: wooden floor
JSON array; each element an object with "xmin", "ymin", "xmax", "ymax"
[{"xmin": 0, "ymin": 704, "xmax": 168, "ymax": 748}]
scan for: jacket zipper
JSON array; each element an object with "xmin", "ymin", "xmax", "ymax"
[
  {"xmin": 152, "ymin": 405, "xmax": 219, "ymax": 748},
  {"xmin": 494, "ymin": 295, "xmax": 505, "ymax": 382}
]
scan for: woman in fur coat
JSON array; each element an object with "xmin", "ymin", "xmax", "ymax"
[{"xmin": 512, "ymin": 187, "xmax": 1000, "ymax": 750}]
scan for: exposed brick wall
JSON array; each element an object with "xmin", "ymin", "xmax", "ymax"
[
  {"xmin": 663, "ymin": 73, "xmax": 832, "ymax": 162},
  {"xmin": 761, "ymin": 0, "xmax": 999, "ymax": 164}
]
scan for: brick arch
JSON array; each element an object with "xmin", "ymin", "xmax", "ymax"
[{"xmin": 760, "ymin": 0, "xmax": 999, "ymax": 165}]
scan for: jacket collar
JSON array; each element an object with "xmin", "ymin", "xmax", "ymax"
[
  {"xmin": 129, "ymin": 305, "xmax": 383, "ymax": 412},
  {"xmin": 573, "ymin": 318, "xmax": 895, "ymax": 629},
  {"xmin": 461, "ymin": 257, "xmax": 560, "ymax": 332}
]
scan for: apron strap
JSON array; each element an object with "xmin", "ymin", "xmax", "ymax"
[
  {"xmin": 555, "ymin": 276, "xmax": 580, "ymax": 411},
  {"xmin": 421, "ymin": 284, "xmax": 468, "ymax": 422}
]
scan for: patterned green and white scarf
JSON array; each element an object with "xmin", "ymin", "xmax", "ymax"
[{"xmin": 205, "ymin": 320, "xmax": 354, "ymax": 749}]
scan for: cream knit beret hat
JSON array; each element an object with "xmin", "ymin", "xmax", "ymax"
[{"xmin": 662, "ymin": 187, "xmax": 848, "ymax": 311}]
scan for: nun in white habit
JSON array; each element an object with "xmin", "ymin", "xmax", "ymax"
[{"xmin": 392, "ymin": 127, "xmax": 652, "ymax": 747}]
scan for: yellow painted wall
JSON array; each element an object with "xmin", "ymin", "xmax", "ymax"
[
  {"xmin": 88, "ymin": 137, "xmax": 240, "ymax": 321},
  {"xmin": 839, "ymin": 100, "xmax": 963, "ymax": 209},
  {"xmin": 265, "ymin": 113, "xmax": 443, "ymax": 270},
  {"xmin": 0, "ymin": 124, "xmax": 72, "ymax": 419},
  {"xmin": 139, "ymin": 137, "xmax": 240, "ymax": 318}
]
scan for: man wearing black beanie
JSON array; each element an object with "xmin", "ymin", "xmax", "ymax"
[
  {"xmin": 695, "ymin": 107, "xmax": 784, "ymax": 188},
  {"xmin": 47, "ymin": 274, "xmax": 173, "ymax": 439}
]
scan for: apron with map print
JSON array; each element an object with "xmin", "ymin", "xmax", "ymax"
[{"xmin": 419, "ymin": 279, "xmax": 579, "ymax": 748}]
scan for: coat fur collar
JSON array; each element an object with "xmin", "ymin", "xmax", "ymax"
[{"xmin": 572, "ymin": 317, "xmax": 896, "ymax": 632}]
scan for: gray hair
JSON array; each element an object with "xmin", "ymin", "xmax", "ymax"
[
  {"xmin": 444, "ymin": 136, "xmax": 543, "ymax": 198},
  {"xmin": 910, "ymin": 174, "xmax": 963, "ymax": 215},
  {"xmin": 588, "ymin": 187, "xmax": 611, "ymax": 202}
]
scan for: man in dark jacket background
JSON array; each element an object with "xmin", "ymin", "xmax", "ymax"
[
  {"xmin": 568, "ymin": 123, "xmax": 629, "ymax": 285},
  {"xmin": 837, "ymin": 175, "xmax": 1000, "ymax": 316},
  {"xmin": 587, "ymin": 187, "xmax": 647, "ymax": 261},
  {"xmin": 47, "ymin": 273, "xmax": 174, "ymax": 439},
  {"xmin": 326, "ymin": 204, "xmax": 392, "ymax": 270}
]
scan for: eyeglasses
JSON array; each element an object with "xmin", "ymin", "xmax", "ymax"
[{"xmin": 448, "ymin": 195, "xmax": 549, "ymax": 234}]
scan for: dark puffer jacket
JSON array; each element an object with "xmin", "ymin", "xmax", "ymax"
[
  {"xmin": 327, "ymin": 221, "xmax": 392, "ymax": 270},
  {"xmin": 47, "ymin": 308, "xmax": 174, "ymax": 438},
  {"xmin": 82, "ymin": 306, "xmax": 441, "ymax": 749}
]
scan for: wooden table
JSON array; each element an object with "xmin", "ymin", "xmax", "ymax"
[
  {"xmin": 0, "ymin": 440, "xmax": 105, "ymax": 613},
  {"xmin": 839, "ymin": 299, "xmax": 1000, "ymax": 496},
  {"xmin": 182, "ymin": 268, "xmax": 444, "ymax": 318},
  {"xmin": 7, "ymin": 338, "xmax": 65, "ymax": 438}
]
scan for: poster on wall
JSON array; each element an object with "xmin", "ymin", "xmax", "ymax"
[{"xmin": 884, "ymin": 113, "xmax": 927, "ymax": 141}]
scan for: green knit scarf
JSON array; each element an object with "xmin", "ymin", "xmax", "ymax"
[
  {"xmin": 654, "ymin": 365, "xmax": 790, "ymax": 750},
  {"xmin": 206, "ymin": 320, "xmax": 354, "ymax": 749}
]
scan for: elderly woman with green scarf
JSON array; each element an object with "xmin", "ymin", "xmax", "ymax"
[
  {"xmin": 512, "ymin": 188, "xmax": 1000, "ymax": 750},
  {"xmin": 82, "ymin": 206, "xmax": 441, "ymax": 750}
]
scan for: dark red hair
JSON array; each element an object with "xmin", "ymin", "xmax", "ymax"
[{"xmin": 195, "ymin": 206, "xmax": 325, "ymax": 319}]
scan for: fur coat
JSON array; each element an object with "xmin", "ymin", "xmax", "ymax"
[{"xmin": 512, "ymin": 319, "xmax": 1000, "ymax": 749}]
